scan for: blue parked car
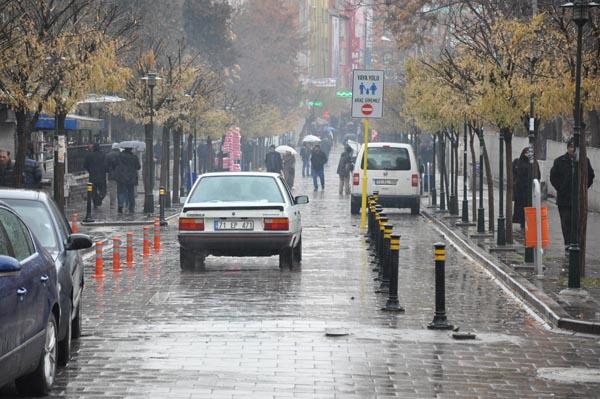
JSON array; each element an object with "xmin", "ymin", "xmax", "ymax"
[{"xmin": 0, "ymin": 201, "xmax": 60, "ymax": 395}]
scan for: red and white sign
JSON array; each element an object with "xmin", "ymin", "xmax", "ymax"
[
  {"xmin": 351, "ymin": 69, "xmax": 384, "ymax": 119},
  {"xmin": 361, "ymin": 104, "xmax": 373, "ymax": 116}
]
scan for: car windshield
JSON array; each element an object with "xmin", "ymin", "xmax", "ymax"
[
  {"xmin": 189, "ymin": 176, "xmax": 285, "ymax": 204},
  {"xmin": 2, "ymin": 199, "xmax": 59, "ymax": 252},
  {"xmin": 361, "ymin": 147, "xmax": 411, "ymax": 171}
]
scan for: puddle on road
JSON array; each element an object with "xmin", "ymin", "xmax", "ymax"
[{"xmin": 537, "ymin": 367, "xmax": 600, "ymax": 384}]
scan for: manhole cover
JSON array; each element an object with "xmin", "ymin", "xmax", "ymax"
[{"xmin": 537, "ymin": 367, "xmax": 600, "ymax": 384}]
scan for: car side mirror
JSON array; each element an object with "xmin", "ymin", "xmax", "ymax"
[
  {"xmin": 65, "ymin": 233, "xmax": 93, "ymax": 251},
  {"xmin": 0, "ymin": 255, "xmax": 21, "ymax": 273},
  {"xmin": 294, "ymin": 195, "xmax": 309, "ymax": 205}
]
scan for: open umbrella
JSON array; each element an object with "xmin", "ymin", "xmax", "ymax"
[
  {"xmin": 302, "ymin": 135, "xmax": 321, "ymax": 143},
  {"xmin": 117, "ymin": 140, "xmax": 146, "ymax": 152},
  {"xmin": 275, "ymin": 145, "xmax": 297, "ymax": 155}
]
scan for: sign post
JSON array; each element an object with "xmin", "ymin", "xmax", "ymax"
[{"xmin": 352, "ymin": 69, "xmax": 384, "ymax": 230}]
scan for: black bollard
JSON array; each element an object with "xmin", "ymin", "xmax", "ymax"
[
  {"xmin": 371, "ymin": 208, "xmax": 381, "ymax": 254},
  {"xmin": 159, "ymin": 186, "xmax": 168, "ymax": 226},
  {"xmin": 379, "ymin": 224, "xmax": 393, "ymax": 289},
  {"xmin": 383, "ymin": 234, "xmax": 405, "ymax": 312},
  {"xmin": 374, "ymin": 216, "xmax": 387, "ymax": 276},
  {"xmin": 83, "ymin": 182, "xmax": 95, "ymax": 223},
  {"xmin": 366, "ymin": 198, "xmax": 374, "ymax": 241},
  {"xmin": 427, "ymin": 243, "xmax": 453, "ymax": 330}
]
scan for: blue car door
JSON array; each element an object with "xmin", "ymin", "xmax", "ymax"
[{"xmin": 0, "ymin": 208, "xmax": 45, "ymax": 355}]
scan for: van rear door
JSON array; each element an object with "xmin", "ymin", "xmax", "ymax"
[{"xmin": 362, "ymin": 145, "xmax": 415, "ymax": 196}]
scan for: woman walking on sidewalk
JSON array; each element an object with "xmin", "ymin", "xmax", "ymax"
[{"xmin": 512, "ymin": 147, "xmax": 539, "ymax": 229}]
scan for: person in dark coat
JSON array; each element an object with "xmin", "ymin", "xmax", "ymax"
[
  {"xmin": 300, "ymin": 143, "xmax": 311, "ymax": 177},
  {"xmin": 105, "ymin": 143, "xmax": 121, "ymax": 209},
  {"xmin": 336, "ymin": 145, "xmax": 354, "ymax": 195},
  {"xmin": 84, "ymin": 143, "xmax": 107, "ymax": 208},
  {"xmin": 512, "ymin": 147, "xmax": 540, "ymax": 229},
  {"xmin": 0, "ymin": 148, "xmax": 15, "ymax": 187},
  {"xmin": 0, "ymin": 148, "xmax": 41, "ymax": 189},
  {"xmin": 265, "ymin": 145, "xmax": 282, "ymax": 174},
  {"xmin": 550, "ymin": 138, "xmax": 595, "ymax": 254},
  {"xmin": 311, "ymin": 144, "xmax": 328, "ymax": 191},
  {"xmin": 282, "ymin": 151, "xmax": 296, "ymax": 188},
  {"xmin": 113, "ymin": 147, "xmax": 141, "ymax": 214}
]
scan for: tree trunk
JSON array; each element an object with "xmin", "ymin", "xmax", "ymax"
[
  {"xmin": 143, "ymin": 122, "xmax": 154, "ymax": 213},
  {"xmin": 160, "ymin": 123, "xmax": 170, "ymax": 205},
  {"xmin": 482, "ymin": 135, "xmax": 495, "ymax": 232},
  {"xmin": 13, "ymin": 109, "xmax": 29, "ymax": 188},
  {"xmin": 54, "ymin": 111, "xmax": 67, "ymax": 213},
  {"xmin": 172, "ymin": 129, "xmax": 181, "ymax": 205},
  {"xmin": 469, "ymin": 127, "xmax": 477, "ymax": 221},
  {"xmin": 504, "ymin": 128, "xmax": 514, "ymax": 244}
]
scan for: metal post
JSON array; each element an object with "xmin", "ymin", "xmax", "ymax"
[
  {"xmin": 497, "ymin": 130, "xmax": 506, "ymax": 245},
  {"xmin": 380, "ymin": 224, "xmax": 393, "ymax": 289},
  {"xmin": 525, "ymin": 94, "xmax": 536, "ymax": 263},
  {"xmin": 376, "ymin": 216, "xmax": 388, "ymax": 280},
  {"xmin": 439, "ymin": 134, "xmax": 446, "ymax": 211},
  {"xmin": 83, "ymin": 182, "xmax": 94, "ymax": 223},
  {"xmin": 159, "ymin": 186, "xmax": 167, "ymax": 226},
  {"xmin": 461, "ymin": 121, "xmax": 469, "ymax": 223},
  {"xmin": 533, "ymin": 179, "xmax": 544, "ymax": 279},
  {"xmin": 383, "ymin": 234, "xmax": 404, "ymax": 312},
  {"xmin": 143, "ymin": 84, "xmax": 155, "ymax": 214},
  {"xmin": 427, "ymin": 243, "xmax": 453, "ymax": 330},
  {"xmin": 449, "ymin": 135, "xmax": 456, "ymax": 214},
  {"xmin": 477, "ymin": 129, "xmax": 485, "ymax": 233}
]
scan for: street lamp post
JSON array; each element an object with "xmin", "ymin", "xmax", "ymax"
[
  {"xmin": 561, "ymin": 0, "xmax": 599, "ymax": 292},
  {"xmin": 477, "ymin": 128, "xmax": 485, "ymax": 233},
  {"xmin": 431, "ymin": 134, "xmax": 437, "ymax": 207},
  {"xmin": 497, "ymin": 129, "xmax": 506, "ymax": 245},
  {"xmin": 142, "ymin": 72, "xmax": 160, "ymax": 215}
]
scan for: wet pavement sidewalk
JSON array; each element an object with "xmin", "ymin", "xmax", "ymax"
[
  {"xmin": 4, "ymin": 145, "xmax": 600, "ymax": 398},
  {"xmin": 422, "ymin": 178, "xmax": 600, "ymax": 330}
]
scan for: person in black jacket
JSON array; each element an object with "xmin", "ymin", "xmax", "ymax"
[
  {"xmin": 311, "ymin": 144, "xmax": 328, "ymax": 191},
  {"xmin": 113, "ymin": 147, "xmax": 141, "ymax": 214},
  {"xmin": 84, "ymin": 143, "xmax": 107, "ymax": 208},
  {"xmin": 105, "ymin": 144, "xmax": 121, "ymax": 209},
  {"xmin": 265, "ymin": 145, "xmax": 282, "ymax": 174},
  {"xmin": 550, "ymin": 138, "xmax": 595, "ymax": 254},
  {"xmin": 512, "ymin": 147, "xmax": 540, "ymax": 229},
  {"xmin": 336, "ymin": 145, "xmax": 353, "ymax": 195}
]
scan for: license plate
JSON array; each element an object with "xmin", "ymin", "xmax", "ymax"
[
  {"xmin": 214, "ymin": 219, "xmax": 254, "ymax": 231},
  {"xmin": 374, "ymin": 179, "xmax": 397, "ymax": 185}
]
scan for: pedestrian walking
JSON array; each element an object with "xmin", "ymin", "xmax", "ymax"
[
  {"xmin": 311, "ymin": 144, "xmax": 328, "ymax": 191},
  {"xmin": 84, "ymin": 143, "xmax": 107, "ymax": 208},
  {"xmin": 300, "ymin": 143, "xmax": 311, "ymax": 177},
  {"xmin": 114, "ymin": 146, "xmax": 141, "ymax": 214},
  {"xmin": 337, "ymin": 145, "xmax": 354, "ymax": 195},
  {"xmin": 512, "ymin": 147, "xmax": 540, "ymax": 229},
  {"xmin": 550, "ymin": 138, "xmax": 595, "ymax": 255},
  {"xmin": 0, "ymin": 148, "xmax": 15, "ymax": 187},
  {"xmin": 282, "ymin": 151, "xmax": 295, "ymax": 189},
  {"xmin": 105, "ymin": 143, "xmax": 121, "ymax": 210},
  {"xmin": 265, "ymin": 144, "xmax": 282, "ymax": 174}
]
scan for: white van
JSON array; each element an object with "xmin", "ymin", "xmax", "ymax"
[{"xmin": 350, "ymin": 142, "xmax": 420, "ymax": 215}]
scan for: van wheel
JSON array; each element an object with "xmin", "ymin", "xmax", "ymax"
[
  {"xmin": 410, "ymin": 200, "xmax": 420, "ymax": 215},
  {"xmin": 350, "ymin": 198, "xmax": 360, "ymax": 215},
  {"xmin": 16, "ymin": 314, "xmax": 57, "ymax": 395}
]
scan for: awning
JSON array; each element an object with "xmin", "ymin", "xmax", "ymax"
[
  {"xmin": 77, "ymin": 94, "xmax": 125, "ymax": 104},
  {"xmin": 35, "ymin": 114, "xmax": 104, "ymax": 131}
]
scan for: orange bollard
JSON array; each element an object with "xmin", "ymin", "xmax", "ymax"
[
  {"xmin": 112, "ymin": 236, "xmax": 121, "ymax": 272},
  {"xmin": 71, "ymin": 213, "xmax": 79, "ymax": 233},
  {"xmin": 143, "ymin": 226, "xmax": 151, "ymax": 257},
  {"xmin": 126, "ymin": 232, "xmax": 134, "ymax": 266},
  {"xmin": 94, "ymin": 241, "xmax": 104, "ymax": 279},
  {"xmin": 153, "ymin": 218, "xmax": 161, "ymax": 252}
]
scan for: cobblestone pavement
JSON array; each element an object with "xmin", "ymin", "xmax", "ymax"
[{"xmin": 4, "ymin": 146, "xmax": 600, "ymax": 398}]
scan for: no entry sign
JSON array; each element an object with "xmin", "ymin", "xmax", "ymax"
[{"xmin": 351, "ymin": 69, "xmax": 384, "ymax": 118}]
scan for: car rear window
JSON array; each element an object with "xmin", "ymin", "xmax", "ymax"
[
  {"xmin": 2, "ymin": 199, "xmax": 59, "ymax": 252},
  {"xmin": 189, "ymin": 176, "xmax": 285, "ymax": 204},
  {"xmin": 361, "ymin": 147, "xmax": 411, "ymax": 171}
]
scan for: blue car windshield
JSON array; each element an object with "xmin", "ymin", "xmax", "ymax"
[
  {"xmin": 189, "ymin": 176, "xmax": 285, "ymax": 204},
  {"xmin": 3, "ymin": 199, "xmax": 59, "ymax": 252}
]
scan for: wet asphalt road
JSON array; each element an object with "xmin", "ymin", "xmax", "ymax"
[{"xmin": 4, "ymin": 146, "xmax": 600, "ymax": 398}]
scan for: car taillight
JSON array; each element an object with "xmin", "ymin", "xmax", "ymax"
[
  {"xmin": 264, "ymin": 218, "xmax": 289, "ymax": 231},
  {"xmin": 412, "ymin": 174, "xmax": 419, "ymax": 187},
  {"xmin": 353, "ymin": 173, "xmax": 360, "ymax": 186},
  {"xmin": 179, "ymin": 217, "xmax": 205, "ymax": 231}
]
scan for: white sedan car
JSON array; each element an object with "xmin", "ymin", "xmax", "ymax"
[{"xmin": 178, "ymin": 172, "xmax": 309, "ymax": 270}]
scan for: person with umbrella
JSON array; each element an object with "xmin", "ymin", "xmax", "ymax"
[
  {"xmin": 114, "ymin": 145, "xmax": 141, "ymax": 214},
  {"xmin": 311, "ymin": 144, "xmax": 328, "ymax": 191},
  {"xmin": 337, "ymin": 145, "xmax": 354, "ymax": 195},
  {"xmin": 300, "ymin": 143, "xmax": 311, "ymax": 177},
  {"xmin": 84, "ymin": 143, "xmax": 107, "ymax": 208},
  {"xmin": 265, "ymin": 144, "xmax": 282, "ymax": 174},
  {"xmin": 282, "ymin": 150, "xmax": 296, "ymax": 189}
]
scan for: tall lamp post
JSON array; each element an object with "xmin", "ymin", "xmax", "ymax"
[
  {"xmin": 461, "ymin": 120, "xmax": 469, "ymax": 223},
  {"xmin": 561, "ymin": 0, "xmax": 599, "ymax": 293},
  {"xmin": 497, "ymin": 129, "xmax": 506, "ymax": 245},
  {"xmin": 477, "ymin": 128, "xmax": 485, "ymax": 233},
  {"xmin": 141, "ymin": 72, "xmax": 161, "ymax": 215}
]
